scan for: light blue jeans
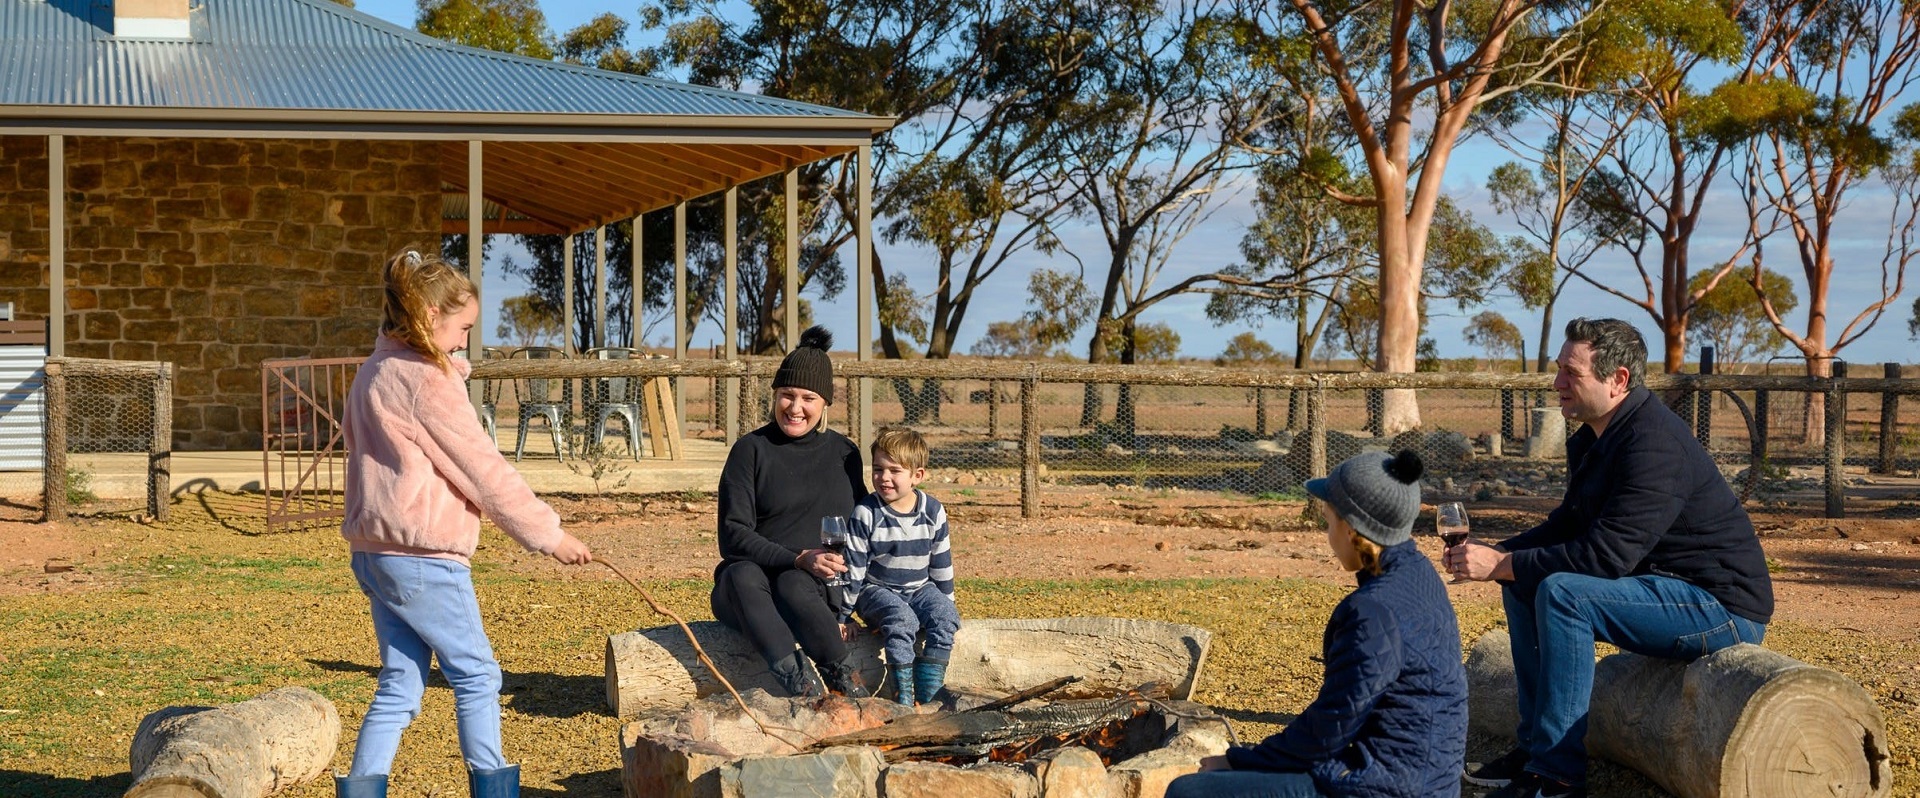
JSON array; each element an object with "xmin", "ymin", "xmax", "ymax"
[
  {"xmin": 348, "ymin": 552, "xmax": 507, "ymax": 776},
  {"xmin": 854, "ymin": 583, "xmax": 960, "ymax": 666},
  {"xmin": 1504, "ymin": 572, "xmax": 1765, "ymax": 785},
  {"xmin": 1166, "ymin": 770, "xmax": 1327, "ymax": 798}
]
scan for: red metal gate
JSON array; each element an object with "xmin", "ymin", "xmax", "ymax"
[{"xmin": 261, "ymin": 357, "xmax": 359, "ymax": 532}]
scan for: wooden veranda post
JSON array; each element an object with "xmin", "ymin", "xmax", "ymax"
[
  {"xmin": 1825, "ymin": 361, "xmax": 1846, "ymax": 519},
  {"xmin": 150, "ymin": 362, "xmax": 172, "ymax": 522},
  {"xmin": 42, "ymin": 358, "xmax": 67, "ymax": 522}
]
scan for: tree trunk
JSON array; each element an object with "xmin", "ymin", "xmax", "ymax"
[
  {"xmin": 1465, "ymin": 632, "xmax": 1890, "ymax": 798},
  {"xmin": 127, "ymin": 686, "xmax": 340, "ymax": 798},
  {"xmin": 1375, "ymin": 190, "xmax": 1422, "ymax": 434},
  {"xmin": 606, "ymin": 618, "xmax": 1211, "ymax": 718}
]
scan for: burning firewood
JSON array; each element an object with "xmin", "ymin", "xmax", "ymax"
[{"xmin": 807, "ymin": 680, "xmax": 1182, "ymax": 764}]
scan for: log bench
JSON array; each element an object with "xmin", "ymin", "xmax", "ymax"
[
  {"xmin": 126, "ymin": 686, "xmax": 340, "ymax": 798},
  {"xmin": 1465, "ymin": 631, "xmax": 1891, "ymax": 798},
  {"xmin": 607, "ymin": 617, "xmax": 1211, "ymax": 717}
]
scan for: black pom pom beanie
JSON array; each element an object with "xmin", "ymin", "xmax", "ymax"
[
  {"xmin": 773, "ymin": 325, "xmax": 836, "ymax": 405},
  {"xmin": 1303, "ymin": 450, "xmax": 1425, "ymax": 546}
]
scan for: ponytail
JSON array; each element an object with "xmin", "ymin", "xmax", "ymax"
[{"xmin": 382, "ymin": 248, "xmax": 476, "ymax": 373}]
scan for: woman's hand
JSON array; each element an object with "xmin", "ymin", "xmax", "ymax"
[
  {"xmin": 1195, "ymin": 755, "xmax": 1232, "ymax": 772},
  {"xmin": 839, "ymin": 621, "xmax": 863, "ymax": 642},
  {"xmin": 795, "ymin": 549, "xmax": 848, "ymax": 579},
  {"xmin": 1445, "ymin": 539, "xmax": 1511, "ymax": 582},
  {"xmin": 550, "ymin": 533, "xmax": 593, "ymax": 566}
]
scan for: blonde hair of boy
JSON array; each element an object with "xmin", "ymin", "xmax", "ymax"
[
  {"xmin": 1350, "ymin": 532, "xmax": 1385, "ymax": 576},
  {"xmin": 382, "ymin": 248, "xmax": 476, "ymax": 374},
  {"xmin": 871, "ymin": 427, "xmax": 930, "ymax": 472}
]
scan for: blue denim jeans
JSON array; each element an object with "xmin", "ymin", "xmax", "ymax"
[
  {"xmin": 1504, "ymin": 573, "xmax": 1765, "ymax": 785},
  {"xmin": 854, "ymin": 583, "xmax": 960, "ymax": 666},
  {"xmin": 348, "ymin": 552, "xmax": 507, "ymax": 776},
  {"xmin": 1166, "ymin": 770, "xmax": 1327, "ymax": 798}
]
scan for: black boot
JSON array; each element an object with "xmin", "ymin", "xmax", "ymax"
[
  {"xmin": 768, "ymin": 651, "xmax": 824, "ymax": 698},
  {"xmin": 817, "ymin": 652, "xmax": 871, "ymax": 698}
]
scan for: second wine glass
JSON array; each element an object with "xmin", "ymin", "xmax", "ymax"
[{"xmin": 1436, "ymin": 502, "xmax": 1469, "ymax": 584}]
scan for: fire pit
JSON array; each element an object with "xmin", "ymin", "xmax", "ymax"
[{"xmin": 619, "ymin": 687, "xmax": 1231, "ymax": 798}]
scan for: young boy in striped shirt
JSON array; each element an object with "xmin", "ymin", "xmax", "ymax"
[{"xmin": 841, "ymin": 427, "xmax": 960, "ymax": 707}]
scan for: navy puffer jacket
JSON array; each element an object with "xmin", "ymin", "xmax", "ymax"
[{"xmin": 1224, "ymin": 541, "xmax": 1467, "ymax": 798}]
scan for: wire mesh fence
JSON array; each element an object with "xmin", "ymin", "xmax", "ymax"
[
  {"xmin": 230, "ymin": 355, "xmax": 1919, "ymax": 531},
  {"xmin": 42, "ymin": 357, "xmax": 172, "ymax": 521}
]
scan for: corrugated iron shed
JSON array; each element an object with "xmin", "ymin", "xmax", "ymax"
[{"xmin": 0, "ymin": 0, "xmax": 892, "ymax": 232}]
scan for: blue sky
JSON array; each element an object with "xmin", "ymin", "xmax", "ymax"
[{"xmin": 356, "ymin": 0, "xmax": 1919, "ymax": 368}]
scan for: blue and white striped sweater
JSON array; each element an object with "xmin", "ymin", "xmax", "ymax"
[{"xmin": 841, "ymin": 491, "xmax": 954, "ymax": 616}]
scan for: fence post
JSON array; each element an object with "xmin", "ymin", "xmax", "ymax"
[
  {"xmin": 1307, "ymin": 378, "xmax": 1328, "ymax": 479},
  {"xmin": 42, "ymin": 359, "xmax": 67, "ymax": 522},
  {"xmin": 1825, "ymin": 361, "xmax": 1846, "ymax": 519},
  {"xmin": 1255, "ymin": 388, "xmax": 1268, "ymax": 437},
  {"xmin": 1696, "ymin": 346, "xmax": 1714, "ymax": 449},
  {"xmin": 1020, "ymin": 369, "xmax": 1040, "ymax": 519},
  {"xmin": 1753, "ymin": 389, "xmax": 1770, "ymax": 464},
  {"xmin": 1878, "ymin": 362, "xmax": 1900, "ymax": 475},
  {"xmin": 1500, "ymin": 389, "xmax": 1514, "ymax": 445},
  {"xmin": 150, "ymin": 362, "xmax": 172, "ymax": 522},
  {"xmin": 987, "ymin": 379, "xmax": 1000, "ymax": 439}
]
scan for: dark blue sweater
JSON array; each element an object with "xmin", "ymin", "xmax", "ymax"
[
  {"xmin": 1225, "ymin": 542, "xmax": 1467, "ymax": 798},
  {"xmin": 1499, "ymin": 387, "xmax": 1774, "ymax": 623},
  {"xmin": 714, "ymin": 423, "xmax": 866, "ymax": 575}
]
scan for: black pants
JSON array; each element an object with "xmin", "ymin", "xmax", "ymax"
[{"xmin": 711, "ymin": 560, "xmax": 848, "ymax": 668}]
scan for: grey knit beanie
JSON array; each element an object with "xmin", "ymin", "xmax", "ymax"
[
  {"xmin": 773, "ymin": 325, "xmax": 836, "ymax": 404},
  {"xmin": 1303, "ymin": 450, "xmax": 1424, "ymax": 546}
]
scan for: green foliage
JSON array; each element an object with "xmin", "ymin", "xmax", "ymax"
[
  {"xmin": 1680, "ymin": 76, "xmax": 1815, "ymax": 148},
  {"xmin": 564, "ymin": 430, "xmax": 633, "ymax": 495},
  {"xmin": 494, "ymin": 293, "xmax": 561, "ymax": 348},
  {"xmin": 64, "ymin": 467, "xmax": 95, "ymax": 506},
  {"xmin": 1215, "ymin": 332, "xmax": 1282, "ymax": 365},
  {"xmin": 1464, "ymin": 311, "xmax": 1527, "ymax": 368},
  {"xmin": 415, "ymin": 0, "xmax": 555, "ymax": 59},
  {"xmin": 558, "ymin": 13, "xmax": 656, "ymax": 75},
  {"xmin": 1686, "ymin": 266, "xmax": 1796, "ymax": 369},
  {"xmin": 1908, "ymin": 295, "xmax": 1920, "ymax": 340},
  {"xmin": 970, "ymin": 269, "xmax": 1095, "ymax": 358}
]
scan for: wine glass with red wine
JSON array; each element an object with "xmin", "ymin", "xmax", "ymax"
[
  {"xmin": 1436, "ymin": 502, "xmax": 1469, "ymax": 584},
  {"xmin": 820, "ymin": 516, "xmax": 851, "ymax": 588}
]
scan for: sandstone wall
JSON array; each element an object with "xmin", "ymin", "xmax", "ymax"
[{"xmin": 0, "ymin": 135, "xmax": 440, "ymax": 450}]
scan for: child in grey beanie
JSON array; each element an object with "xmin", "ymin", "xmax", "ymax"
[{"xmin": 1166, "ymin": 448, "xmax": 1467, "ymax": 798}]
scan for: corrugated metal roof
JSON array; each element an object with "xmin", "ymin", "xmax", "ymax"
[{"xmin": 0, "ymin": 0, "xmax": 875, "ymax": 121}]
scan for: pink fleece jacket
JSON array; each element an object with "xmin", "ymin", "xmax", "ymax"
[{"xmin": 341, "ymin": 336, "xmax": 563, "ymax": 565}]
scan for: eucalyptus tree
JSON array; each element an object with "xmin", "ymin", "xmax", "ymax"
[
  {"xmin": 1222, "ymin": 0, "xmax": 1616, "ymax": 433},
  {"xmin": 1044, "ymin": 0, "xmax": 1292, "ymax": 428},
  {"xmin": 1734, "ymin": 0, "xmax": 1920, "ymax": 443},
  {"xmin": 1686, "ymin": 265, "xmax": 1797, "ymax": 372}
]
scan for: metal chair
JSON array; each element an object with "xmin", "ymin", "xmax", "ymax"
[
  {"xmin": 510, "ymin": 346, "xmax": 570, "ymax": 462},
  {"xmin": 477, "ymin": 346, "xmax": 513, "ymax": 444},
  {"xmin": 584, "ymin": 346, "xmax": 646, "ymax": 460}
]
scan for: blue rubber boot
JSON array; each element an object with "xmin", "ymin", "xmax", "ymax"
[
  {"xmin": 914, "ymin": 655, "xmax": 949, "ymax": 707},
  {"xmin": 468, "ymin": 764, "xmax": 519, "ymax": 798},
  {"xmin": 335, "ymin": 773, "xmax": 388, "ymax": 798},
  {"xmin": 889, "ymin": 662, "xmax": 916, "ymax": 706}
]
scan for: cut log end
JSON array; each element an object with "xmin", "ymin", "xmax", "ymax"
[{"xmin": 1720, "ymin": 670, "xmax": 1892, "ymax": 798}]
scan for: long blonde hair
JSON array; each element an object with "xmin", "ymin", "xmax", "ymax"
[{"xmin": 382, "ymin": 248, "xmax": 475, "ymax": 373}]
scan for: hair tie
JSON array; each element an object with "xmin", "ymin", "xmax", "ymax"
[{"xmin": 404, "ymin": 250, "xmax": 422, "ymax": 268}]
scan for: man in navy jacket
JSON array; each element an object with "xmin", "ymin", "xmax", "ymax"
[{"xmin": 1447, "ymin": 318, "xmax": 1773, "ymax": 798}]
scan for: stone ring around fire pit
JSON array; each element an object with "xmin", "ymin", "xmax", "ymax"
[{"xmin": 609, "ymin": 617, "xmax": 1225, "ymax": 798}]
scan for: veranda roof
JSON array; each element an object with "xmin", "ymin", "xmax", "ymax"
[{"xmin": 0, "ymin": 0, "xmax": 893, "ymax": 234}]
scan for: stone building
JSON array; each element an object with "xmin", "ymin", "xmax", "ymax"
[{"xmin": 0, "ymin": 0, "xmax": 888, "ymax": 450}]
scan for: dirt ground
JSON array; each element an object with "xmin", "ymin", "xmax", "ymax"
[{"xmin": 2, "ymin": 485, "xmax": 1916, "ymax": 796}]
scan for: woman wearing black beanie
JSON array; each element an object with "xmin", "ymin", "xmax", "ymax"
[{"xmin": 710, "ymin": 326, "xmax": 871, "ymax": 697}]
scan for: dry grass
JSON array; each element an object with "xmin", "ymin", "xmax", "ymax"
[{"xmin": 0, "ymin": 501, "xmax": 1913, "ymax": 797}]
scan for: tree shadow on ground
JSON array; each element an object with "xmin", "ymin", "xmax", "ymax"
[
  {"xmin": 0, "ymin": 770, "xmax": 129, "ymax": 798},
  {"xmin": 171, "ymin": 478, "xmax": 271, "ymax": 534},
  {"xmin": 524, "ymin": 768, "xmax": 621, "ymax": 797},
  {"xmin": 502, "ymin": 670, "xmax": 607, "ymax": 719},
  {"xmin": 307, "ymin": 657, "xmax": 378, "ymax": 677},
  {"xmin": 1774, "ymin": 550, "xmax": 1920, "ymax": 594}
]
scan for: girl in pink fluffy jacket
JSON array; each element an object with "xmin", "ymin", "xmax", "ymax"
[{"xmin": 335, "ymin": 250, "xmax": 592, "ymax": 798}]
